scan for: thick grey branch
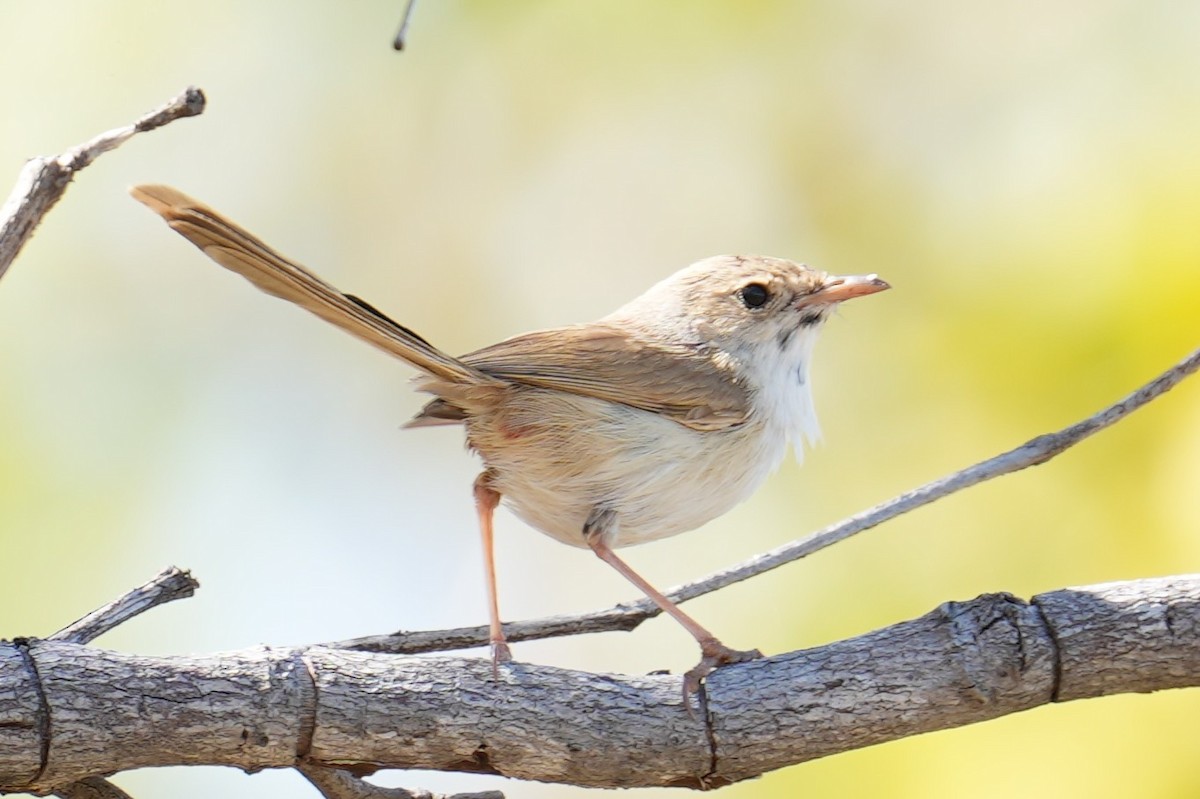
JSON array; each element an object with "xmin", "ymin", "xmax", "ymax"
[
  {"xmin": 2, "ymin": 575, "xmax": 1195, "ymax": 794},
  {"xmin": 0, "ymin": 86, "xmax": 205, "ymax": 280},
  {"xmin": 334, "ymin": 345, "xmax": 1200, "ymax": 656}
]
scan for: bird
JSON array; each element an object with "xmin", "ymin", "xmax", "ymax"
[{"xmin": 131, "ymin": 184, "xmax": 889, "ymax": 696}]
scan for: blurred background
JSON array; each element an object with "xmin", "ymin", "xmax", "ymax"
[{"xmin": 2, "ymin": 1, "xmax": 1199, "ymax": 797}]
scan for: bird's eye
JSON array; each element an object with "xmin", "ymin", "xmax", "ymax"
[{"xmin": 739, "ymin": 283, "xmax": 770, "ymax": 309}]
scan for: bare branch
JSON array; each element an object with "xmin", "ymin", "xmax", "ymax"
[
  {"xmin": 331, "ymin": 604, "xmax": 644, "ymax": 655},
  {"xmin": 298, "ymin": 763, "xmax": 502, "ymax": 799},
  {"xmin": 39, "ymin": 568, "xmax": 200, "ymax": 799},
  {"xmin": 49, "ymin": 567, "xmax": 200, "ymax": 645},
  {"xmin": 332, "ymin": 344, "xmax": 1200, "ymax": 655},
  {"xmin": 392, "ymin": 0, "xmax": 418, "ymax": 50},
  {"xmin": 3, "ymin": 575, "xmax": 1195, "ymax": 793},
  {"xmin": 0, "ymin": 86, "xmax": 205, "ymax": 280},
  {"xmin": 52, "ymin": 776, "xmax": 135, "ymax": 799}
]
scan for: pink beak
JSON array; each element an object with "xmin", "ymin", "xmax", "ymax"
[{"xmin": 804, "ymin": 274, "xmax": 890, "ymax": 305}]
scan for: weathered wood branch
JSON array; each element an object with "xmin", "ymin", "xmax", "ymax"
[
  {"xmin": 2, "ymin": 575, "xmax": 1196, "ymax": 795},
  {"xmin": 0, "ymin": 87, "xmax": 205, "ymax": 799},
  {"xmin": 50, "ymin": 568, "xmax": 199, "ymax": 646},
  {"xmin": 297, "ymin": 762, "xmax": 503, "ymax": 799},
  {"xmin": 35, "ymin": 568, "xmax": 199, "ymax": 799},
  {"xmin": 0, "ymin": 86, "xmax": 205, "ymax": 280},
  {"xmin": 49, "ymin": 777, "xmax": 135, "ymax": 799}
]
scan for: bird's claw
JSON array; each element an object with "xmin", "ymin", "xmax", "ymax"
[
  {"xmin": 682, "ymin": 644, "xmax": 763, "ymax": 714},
  {"xmin": 489, "ymin": 639, "xmax": 513, "ymax": 679}
]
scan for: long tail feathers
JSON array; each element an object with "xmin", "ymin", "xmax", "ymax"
[{"xmin": 131, "ymin": 184, "xmax": 499, "ymax": 388}]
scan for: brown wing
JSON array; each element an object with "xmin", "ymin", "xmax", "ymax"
[{"xmin": 457, "ymin": 324, "xmax": 751, "ymax": 431}]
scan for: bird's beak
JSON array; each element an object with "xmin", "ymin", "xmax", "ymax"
[{"xmin": 802, "ymin": 274, "xmax": 890, "ymax": 306}]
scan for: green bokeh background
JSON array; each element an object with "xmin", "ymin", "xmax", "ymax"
[{"xmin": 3, "ymin": 2, "xmax": 1199, "ymax": 797}]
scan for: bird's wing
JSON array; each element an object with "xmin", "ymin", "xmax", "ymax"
[{"xmin": 455, "ymin": 324, "xmax": 752, "ymax": 431}]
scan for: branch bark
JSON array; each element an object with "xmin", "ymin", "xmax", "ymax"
[
  {"xmin": 50, "ymin": 567, "xmax": 199, "ymax": 646},
  {"xmin": 1, "ymin": 574, "xmax": 1196, "ymax": 794},
  {"xmin": 0, "ymin": 87, "xmax": 205, "ymax": 799},
  {"xmin": 0, "ymin": 86, "xmax": 205, "ymax": 279}
]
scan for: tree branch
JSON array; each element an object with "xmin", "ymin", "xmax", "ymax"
[
  {"xmin": 2, "ymin": 574, "xmax": 1195, "ymax": 794},
  {"xmin": 0, "ymin": 86, "xmax": 470, "ymax": 799},
  {"xmin": 298, "ymin": 762, "xmax": 502, "ymax": 799},
  {"xmin": 0, "ymin": 86, "xmax": 205, "ymax": 280},
  {"xmin": 332, "ymin": 344, "xmax": 1200, "ymax": 656},
  {"xmin": 50, "ymin": 777, "xmax": 135, "ymax": 799},
  {"xmin": 392, "ymin": 0, "xmax": 418, "ymax": 50},
  {"xmin": 24, "ymin": 568, "xmax": 196, "ymax": 799},
  {"xmin": 38, "ymin": 568, "xmax": 198, "ymax": 799},
  {"xmin": 49, "ymin": 567, "xmax": 199, "ymax": 646}
]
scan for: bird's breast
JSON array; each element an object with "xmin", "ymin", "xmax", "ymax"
[{"xmin": 465, "ymin": 387, "xmax": 790, "ymax": 548}]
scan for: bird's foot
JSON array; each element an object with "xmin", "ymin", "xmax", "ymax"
[
  {"xmin": 682, "ymin": 642, "xmax": 763, "ymax": 708},
  {"xmin": 489, "ymin": 639, "xmax": 513, "ymax": 679}
]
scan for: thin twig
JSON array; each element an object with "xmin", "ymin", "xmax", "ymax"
[
  {"xmin": 53, "ymin": 777, "xmax": 135, "ymax": 799},
  {"xmin": 333, "ymin": 603, "xmax": 645, "ymax": 654},
  {"xmin": 298, "ymin": 762, "xmax": 503, "ymax": 799},
  {"xmin": 49, "ymin": 567, "xmax": 200, "ymax": 645},
  {"xmin": 0, "ymin": 86, "xmax": 206, "ymax": 279},
  {"xmin": 392, "ymin": 0, "xmax": 418, "ymax": 50},
  {"xmin": 332, "ymin": 344, "xmax": 1200, "ymax": 655}
]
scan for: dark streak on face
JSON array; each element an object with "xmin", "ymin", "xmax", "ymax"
[
  {"xmin": 777, "ymin": 310, "xmax": 826, "ymax": 351},
  {"xmin": 798, "ymin": 310, "xmax": 825, "ymax": 327}
]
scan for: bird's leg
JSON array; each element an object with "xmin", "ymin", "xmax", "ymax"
[
  {"xmin": 583, "ymin": 507, "xmax": 761, "ymax": 698},
  {"xmin": 473, "ymin": 471, "xmax": 511, "ymax": 673}
]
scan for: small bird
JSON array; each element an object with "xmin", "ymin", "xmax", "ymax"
[{"xmin": 131, "ymin": 185, "xmax": 889, "ymax": 695}]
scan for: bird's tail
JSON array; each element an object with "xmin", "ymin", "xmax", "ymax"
[{"xmin": 131, "ymin": 184, "xmax": 499, "ymax": 388}]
